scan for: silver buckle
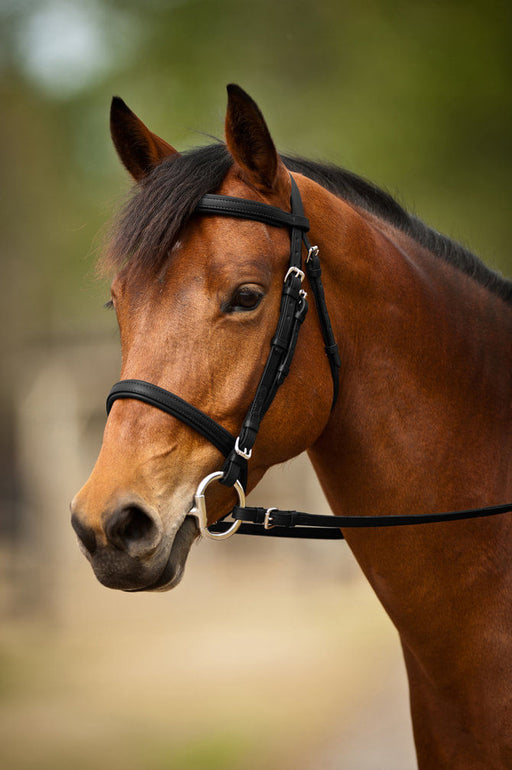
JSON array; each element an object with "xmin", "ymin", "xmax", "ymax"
[
  {"xmin": 264, "ymin": 507, "xmax": 277, "ymax": 530},
  {"xmin": 306, "ymin": 245, "xmax": 319, "ymax": 263},
  {"xmin": 284, "ymin": 266, "xmax": 305, "ymax": 283},
  {"xmin": 234, "ymin": 436, "xmax": 252, "ymax": 460}
]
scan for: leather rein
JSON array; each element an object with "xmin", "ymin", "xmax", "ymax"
[{"xmin": 106, "ymin": 176, "xmax": 512, "ymax": 540}]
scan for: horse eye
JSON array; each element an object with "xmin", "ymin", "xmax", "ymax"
[{"xmin": 226, "ymin": 287, "xmax": 263, "ymax": 313}]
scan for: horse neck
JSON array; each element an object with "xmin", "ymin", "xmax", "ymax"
[{"xmin": 306, "ymin": 190, "xmax": 512, "ymax": 649}]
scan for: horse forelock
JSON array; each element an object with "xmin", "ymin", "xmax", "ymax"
[{"xmin": 101, "ymin": 143, "xmax": 234, "ymax": 275}]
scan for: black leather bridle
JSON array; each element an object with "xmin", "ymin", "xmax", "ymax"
[{"xmin": 106, "ymin": 176, "xmax": 512, "ymax": 540}]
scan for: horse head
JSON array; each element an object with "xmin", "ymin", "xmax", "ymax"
[{"xmin": 70, "ymin": 86, "xmax": 333, "ymax": 591}]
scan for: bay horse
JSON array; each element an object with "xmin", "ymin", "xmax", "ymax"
[{"xmin": 71, "ymin": 85, "xmax": 512, "ymax": 767}]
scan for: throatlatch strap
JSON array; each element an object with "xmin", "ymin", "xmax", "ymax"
[
  {"xmin": 304, "ymin": 242, "xmax": 341, "ymax": 411},
  {"xmin": 106, "ymin": 380, "xmax": 236, "ymax": 458}
]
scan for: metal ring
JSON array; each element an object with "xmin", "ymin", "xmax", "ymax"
[{"xmin": 189, "ymin": 471, "xmax": 245, "ymax": 541}]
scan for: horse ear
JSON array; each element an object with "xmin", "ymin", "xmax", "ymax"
[
  {"xmin": 225, "ymin": 84, "xmax": 288, "ymax": 193},
  {"xmin": 110, "ymin": 97, "xmax": 178, "ymax": 181}
]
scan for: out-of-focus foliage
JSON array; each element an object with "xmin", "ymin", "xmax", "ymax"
[{"xmin": 1, "ymin": 0, "xmax": 511, "ymax": 354}]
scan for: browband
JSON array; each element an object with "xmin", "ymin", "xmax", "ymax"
[{"xmin": 195, "ymin": 194, "xmax": 310, "ymax": 232}]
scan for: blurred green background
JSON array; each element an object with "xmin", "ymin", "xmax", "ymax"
[{"xmin": 1, "ymin": 1, "xmax": 510, "ymax": 768}]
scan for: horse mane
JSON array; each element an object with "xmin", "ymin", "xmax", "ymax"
[{"xmin": 104, "ymin": 142, "xmax": 512, "ymax": 305}]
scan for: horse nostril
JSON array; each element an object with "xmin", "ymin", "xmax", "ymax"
[{"xmin": 105, "ymin": 505, "xmax": 160, "ymax": 555}]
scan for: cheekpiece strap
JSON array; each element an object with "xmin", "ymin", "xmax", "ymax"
[{"xmin": 219, "ymin": 176, "xmax": 311, "ymax": 490}]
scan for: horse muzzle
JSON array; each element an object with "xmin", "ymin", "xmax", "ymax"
[{"xmin": 71, "ymin": 495, "xmax": 199, "ymax": 591}]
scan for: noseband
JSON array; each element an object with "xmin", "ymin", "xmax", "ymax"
[{"xmin": 106, "ymin": 176, "xmax": 512, "ymax": 540}]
